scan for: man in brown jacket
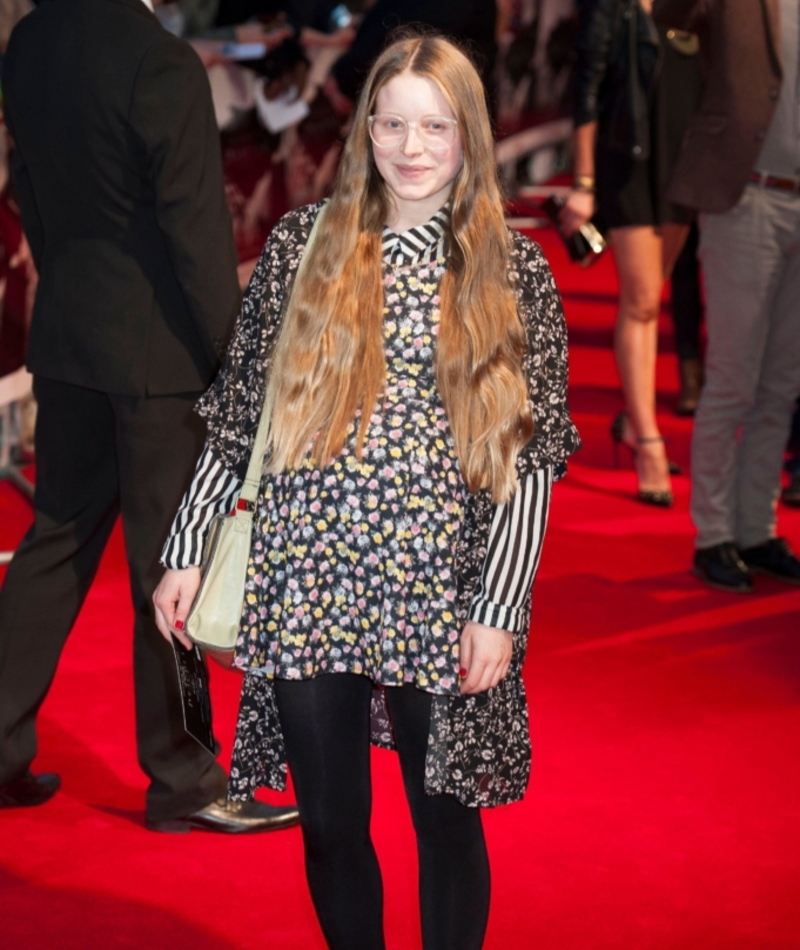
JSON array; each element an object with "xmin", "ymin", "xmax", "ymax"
[{"xmin": 654, "ymin": 0, "xmax": 800, "ymax": 592}]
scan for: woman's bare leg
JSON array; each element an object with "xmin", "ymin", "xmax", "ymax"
[{"xmin": 609, "ymin": 225, "xmax": 676, "ymax": 495}]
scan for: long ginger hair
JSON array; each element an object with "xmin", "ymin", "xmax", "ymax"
[{"xmin": 265, "ymin": 34, "xmax": 534, "ymax": 502}]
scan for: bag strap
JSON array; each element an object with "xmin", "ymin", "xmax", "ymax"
[{"xmin": 238, "ymin": 203, "xmax": 327, "ymax": 503}]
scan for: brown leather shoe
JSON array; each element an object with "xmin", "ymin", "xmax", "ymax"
[
  {"xmin": 0, "ymin": 771, "xmax": 61, "ymax": 809},
  {"xmin": 146, "ymin": 797, "xmax": 300, "ymax": 834}
]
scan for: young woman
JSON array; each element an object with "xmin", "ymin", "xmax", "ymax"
[
  {"xmin": 561, "ymin": 0, "xmax": 702, "ymax": 505},
  {"xmin": 154, "ymin": 34, "xmax": 579, "ymax": 950}
]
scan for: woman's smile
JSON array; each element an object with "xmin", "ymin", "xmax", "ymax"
[{"xmin": 371, "ymin": 71, "xmax": 463, "ymax": 232}]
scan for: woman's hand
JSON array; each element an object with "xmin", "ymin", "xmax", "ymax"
[
  {"xmin": 153, "ymin": 567, "xmax": 202, "ymax": 650},
  {"xmin": 558, "ymin": 188, "xmax": 596, "ymax": 238},
  {"xmin": 459, "ymin": 621, "xmax": 513, "ymax": 695}
]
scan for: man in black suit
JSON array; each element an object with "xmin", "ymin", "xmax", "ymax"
[{"xmin": 0, "ymin": 0, "xmax": 298, "ymax": 833}]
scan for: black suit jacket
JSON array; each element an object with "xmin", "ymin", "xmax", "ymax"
[
  {"xmin": 653, "ymin": 0, "xmax": 781, "ymax": 213},
  {"xmin": 2, "ymin": 0, "xmax": 240, "ymax": 395}
]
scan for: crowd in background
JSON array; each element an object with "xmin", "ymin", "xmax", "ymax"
[
  {"xmin": 0, "ymin": 2, "xmax": 798, "ymax": 935},
  {"xmin": 1, "ymin": 0, "xmax": 799, "ymax": 570}
]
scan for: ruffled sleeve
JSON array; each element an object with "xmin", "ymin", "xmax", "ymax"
[{"xmin": 510, "ymin": 230, "xmax": 581, "ymax": 478}]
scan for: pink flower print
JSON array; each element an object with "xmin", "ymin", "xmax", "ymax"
[{"xmin": 310, "ymin": 501, "xmax": 321, "ymax": 513}]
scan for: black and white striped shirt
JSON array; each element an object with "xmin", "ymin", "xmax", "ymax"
[
  {"xmin": 381, "ymin": 206, "xmax": 449, "ymax": 266},
  {"xmin": 161, "ymin": 447, "xmax": 552, "ymax": 633},
  {"xmin": 161, "ymin": 212, "xmax": 553, "ymax": 631}
]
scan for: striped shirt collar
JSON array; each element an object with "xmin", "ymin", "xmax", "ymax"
[{"xmin": 381, "ymin": 205, "xmax": 450, "ymax": 266}]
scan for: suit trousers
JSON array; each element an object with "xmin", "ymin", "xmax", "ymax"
[
  {"xmin": 692, "ymin": 183, "xmax": 800, "ymax": 549},
  {"xmin": 0, "ymin": 376, "xmax": 227, "ymax": 820}
]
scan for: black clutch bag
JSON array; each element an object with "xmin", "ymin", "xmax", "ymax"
[{"xmin": 542, "ymin": 195, "xmax": 607, "ymax": 267}]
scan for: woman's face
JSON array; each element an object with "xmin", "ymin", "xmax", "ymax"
[{"xmin": 371, "ymin": 71, "xmax": 463, "ymax": 227}]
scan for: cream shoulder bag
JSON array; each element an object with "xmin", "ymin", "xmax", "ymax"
[{"xmin": 185, "ymin": 206, "xmax": 326, "ymax": 660}]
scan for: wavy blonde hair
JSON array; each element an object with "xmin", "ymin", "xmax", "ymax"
[{"xmin": 265, "ymin": 34, "xmax": 534, "ymax": 502}]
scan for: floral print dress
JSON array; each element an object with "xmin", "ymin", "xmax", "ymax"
[
  {"xmin": 237, "ymin": 234, "xmax": 466, "ymax": 695},
  {"xmin": 166, "ymin": 201, "xmax": 581, "ymax": 807}
]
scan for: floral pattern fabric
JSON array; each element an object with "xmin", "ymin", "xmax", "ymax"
[
  {"xmin": 236, "ymin": 252, "xmax": 467, "ymax": 696},
  {"xmin": 198, "ymin": 202, "xmax": 581, "ymax": 807}
]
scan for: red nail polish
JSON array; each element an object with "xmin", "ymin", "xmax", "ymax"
[
  {"xmin": 460, "ymin": 668, "xmax": 468, "ymax": 677},
  {"xmin": 174, "ymin": 620, "xmax": 184, "ymax": 631}
]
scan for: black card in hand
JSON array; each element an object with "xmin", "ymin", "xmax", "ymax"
[{"xmin": 171, "ymin": 636, "xmax": 215, "ymax": 755}]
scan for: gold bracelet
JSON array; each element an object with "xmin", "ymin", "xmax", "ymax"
[{"xmin": 574, "ymin": 175, "xmax": 595, "ymax": 193}]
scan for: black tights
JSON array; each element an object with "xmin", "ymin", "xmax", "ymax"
[{"xmin": 274, "ymin": 675, "xmax": 490, "ymax": 950}]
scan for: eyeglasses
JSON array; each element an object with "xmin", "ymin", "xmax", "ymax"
[{"xmin": 367, "ymin": 114, "xmax": 458, "ymax": 151}]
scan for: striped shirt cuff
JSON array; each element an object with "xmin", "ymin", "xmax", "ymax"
[
  {"xmin": 161, "ymin": 445, "xmax": 242, "ymax": 569},
  {"xmin": 467, "ymin": 467, "xmax": 553, "ymax": 633}
]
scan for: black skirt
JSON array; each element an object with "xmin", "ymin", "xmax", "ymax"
[{"xmin": 595, "ymin": 26, "xmax": 702, "ymax": 230}]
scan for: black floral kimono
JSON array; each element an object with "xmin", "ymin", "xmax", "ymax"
[{"xmin": 194, "ymin": 202, "xmax": 580, "ymax": 808}]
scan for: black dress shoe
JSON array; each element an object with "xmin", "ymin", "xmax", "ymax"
[
  {"xmin": 739, "ymin": 537, "xmax": 800, "ymax": 586},
  {"xmin": 0, "ymin": 771, "xmax": 61, "ymax": 809},
  {"xmin": 146, "ymin": 797, "xmax": 300, "ymax": 834},
  {"xmin": 693, "ymin": 542, "xmax": 754, "ymax": 593}
]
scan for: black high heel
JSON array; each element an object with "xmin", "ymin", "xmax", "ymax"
[{"xmin": 610, "ymin": 412, "xmax": 675, "ymax": 507}]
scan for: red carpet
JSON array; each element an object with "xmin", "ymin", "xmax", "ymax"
[{"xmin": 1, "ymin": 229, "xmax": 799, "ymax": 949}]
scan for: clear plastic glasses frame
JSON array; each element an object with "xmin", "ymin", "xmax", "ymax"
[{"xmin": 367, "ymin": 114, "xmax": 459, "ymax": 151}]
